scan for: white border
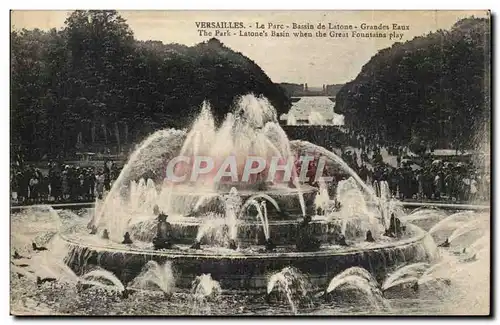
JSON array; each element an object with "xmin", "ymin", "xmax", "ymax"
[{"xmin": 2, "ymin": 0, "xmax": 498, "ymax": 324}]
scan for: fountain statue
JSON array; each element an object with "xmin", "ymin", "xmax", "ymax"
[
  {"xmin": 61, "ymin": 94, "xmax": 437, "ymax": 290},
  {"xmin": 122, "ymin": 232, "xmax": 133, "ymax": 245},
  {"xmin": 295, "ymin": 216, "xmax": 321, "ymax": 252},
  {"xmin": 153, "ymin": 212, "xmax": 173, "ymax": 250}
]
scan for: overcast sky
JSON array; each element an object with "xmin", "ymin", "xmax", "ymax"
[{"xmin": 11, "ymin": 10, "xmax": 489, "ymax": 86}]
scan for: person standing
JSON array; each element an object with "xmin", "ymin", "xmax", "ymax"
[
  {"xmin": 62, "ymin": 168, "xmax": 69, "ymax": 201},
  {"xmin": 96, "ymin": 171, "xmax": 105, "ymax": 200},
  {"xmin": 29, "ymin": 170, "xmax": 39, "ymax": 203}
]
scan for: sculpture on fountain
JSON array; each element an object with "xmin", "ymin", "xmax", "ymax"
[
  {"xmin": 336, "ymin": 234, "xmax": 349, "ymax": 246},
  {"xmin": 122, "ymin": 232, "xmax": 133, "ymax": 244},
  {"xmin": 264, "ymin": 238, "xmax": 276, "ymax": 252},
  {"xmin": 365, "ymin": 230, "xmax": 375, "ymax": 242},
  {"xmin": 295, "ymin": 215, "xmax": 321, "ymax": 252},
  {"xmin": 153, "ymin": 210, "xmax": 173, "ymax": 250},
  {"xmin": 384, "ymin": 213, "xmax": 405, "ymax": 238},
  {"xmin": 190, "ymin": 240, "xmax": 202, "ymax": 250}
]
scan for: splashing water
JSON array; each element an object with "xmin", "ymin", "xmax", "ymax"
[
  {"xmin": 448, "ymin": 215, "xmax": 489, "ymax": 247},
  {"xmin": 12, "ymin": 206, "xmax": 62, "ymax": 253},
  {"xmin": 223, "ymin": 187, "xmax": 241, "ymax": 241},
  {"xmin": 291, "ymin": 140, "xmax": 377, "ymax": 200},
  {"xmin": 335, "ymin": 178, "xmax": 381, "ymax": 237},
  {"xmin": 402, "ymin": 208, "xmax": 447, "ymax": 222},
  {"xmin": 29, "ymin": 236, "xmax": 79, "ymax": 284},
  {"xmin": 308, "ymin": 111, "xmax": 326, "ymax": 125},
  {"xmin": 94, "ymin": 128, "xmax": 186, "ymax": 240},
  {"xmin": 128, "ymin": 261, "xmax": 175, "ymax": 294},
  {"xmin": 382, "ymin": 262, "xmax": 430, "ymax": 291},
  {"xmin": 195, "ymin": 214, "xmax": 228, "ymax": 245},
  {"xmin": 314, "ymin": 178, "xmax": 330, "ymax": 214},
  {"xmin": 267, "ymin": 267, "xmax": 311, "ymax": 314},
  {"xmin": 326, "ymin": 271, "xmax": 388, "ymax": 310},
  {"xmin": 240, "ymin": 194, "xmax": 281, "ymax": 216},
  {"xmin": 328, "ymin": 267, "xmax": 379, "ymax": 291},
  {"xmin": 80, "ymin": 268, "xmax": 125, "ymax": 293},
  {"xmin": 94, "ymin": 94, "xmax": 315, "ymax": 239},
  {"xmin": 245, "ymin": 199, "xmax": 270, "ymax": 240},
  {"xmin": 429, "ymin": 211, "xmax": 475, "ymax": 235},
  {"xmin": 191, "ymin": 274, "xmax": 222, "ymax": 300},
  {"xmin": 287, "ymin": 112, "xmax": 297, "ymax": 126}
]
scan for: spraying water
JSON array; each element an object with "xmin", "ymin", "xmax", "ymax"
[
  {"xmin": 94, "ymin": 128, "xmax": 186, "ymax": 240},
  {"xmin": 382, "ymin": 262, "xmax": 430, "ymax": 291},
  {"xmin": 223, "ymin": 187, "xmax": 241, "ymax": 241},
  {"xmin": 267, "ymin": 266, "xmax": 311, "ymax": 314},
  {"xmin": 128, "ymin": 261, "xmax": 175, "ymax": 294},
  {"xmin": 308, "ymin": 111, "xmax": 326, "ymax": 125},
  {"xmin": 429, "ymin": 211, "xmax": 475, "ymax": 235},
  {"xmin": 291, "ymin": 140, "xmax": 377, "ymax": 201},
  {"xmin": 245, "ymin": 199, "xmax": 270, "ymax": 240},
  {"xmin": 191, "ymin": 274, "xmax": 222, "ymax": 300},
  {"xmin": 314, "ymin": 178, "xmax": 330, "ymax": 214},
  {"xmin": 326, "ymin": 272, "xmax": 388, "ymax": 310},
  {"xmin": 79, "ymin": 268, "xmax": 125, "ymax": 293}
]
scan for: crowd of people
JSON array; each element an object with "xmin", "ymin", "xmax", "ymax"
[
  {"xmin": 10, "ymin": 132, "xmax": 490, "ymax": 205},
  {"xmin": 339, "ymin": 139, "xmax": 490, "ymax": 203},
  {"xmin": 10, "ymin": 160, "xmax": 121, "ymax": 205}
]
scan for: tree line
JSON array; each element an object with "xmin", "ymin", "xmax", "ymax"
[
  {"xmin": 334, "ymin": 17, "xmax": 491, "ymax": 151},
  {"xmin": 11, "ymin": 10, "xmax": 291, "ymax": 161}
]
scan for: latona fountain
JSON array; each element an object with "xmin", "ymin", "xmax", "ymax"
[{"xmin": 61, "ymin": 94, "xmax": 438, "ymax": 290}]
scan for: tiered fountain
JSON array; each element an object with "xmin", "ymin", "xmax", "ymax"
[{"xmin": 62, "ymin": 95, "xmax": 437, "ymax": 290}]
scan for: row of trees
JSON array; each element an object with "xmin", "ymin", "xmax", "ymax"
[
  {"xmin": 334, "ymin": 17, "xmax": 491, "ymax": 151},
  {"xmin": 11, "ymin": 10, "xmax": 291, "ymax": 160}
]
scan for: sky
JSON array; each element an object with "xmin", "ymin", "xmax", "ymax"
[{"xmin": 11, "ymin": 10, "xmax": 489, "ymax": 86}]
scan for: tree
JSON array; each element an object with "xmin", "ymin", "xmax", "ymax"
[
  {"xmin": 335, "ymin": 17, "xmax": 491, "ymax": 151},
  {"xmin": 10, "ymin": 11, "xmax": 291, "ymax": 160}
]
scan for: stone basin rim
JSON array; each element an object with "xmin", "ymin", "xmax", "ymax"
[
  {"xmin": 130, "ymin": 214, "xmax": 366, "ymax": 226},
  {"xmin": 60, "ymin": 224, "xmax": 427, "ymax": 260}
]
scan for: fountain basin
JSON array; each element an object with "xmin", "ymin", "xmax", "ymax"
[
  {"xmin": 129, "ymin": 215, "xmax": 369, "ymax": 246},
  {"xmin": 62, "ymin": 224, "xmax": 435, "ymax": 290},
  {"xmin": 167, "ymin": 184, "xmax": 317, "ymax": 217}
]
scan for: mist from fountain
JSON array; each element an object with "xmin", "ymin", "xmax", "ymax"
[{"xmin": 29, "ymin": 236, "xmax": 79, "ymax": 284}]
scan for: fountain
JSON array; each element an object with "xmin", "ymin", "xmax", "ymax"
[{"xmin": 60, "ymin": 94, "xmax": 436, "ymax": 291}]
